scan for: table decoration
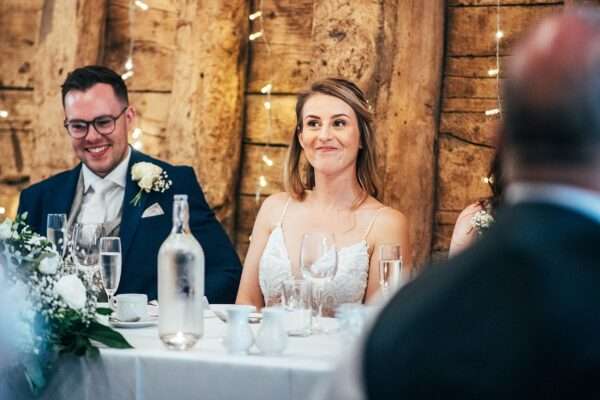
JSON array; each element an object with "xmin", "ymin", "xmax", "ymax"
[{"xmin": 0, "ymin": 213, "xmax": 132, "ymax": 396}]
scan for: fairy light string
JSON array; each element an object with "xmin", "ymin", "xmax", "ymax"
[{"xmin": 249, "ymin": 0, "xmax": 275, "ymax": 203}]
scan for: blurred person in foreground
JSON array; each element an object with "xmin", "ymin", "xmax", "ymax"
[{"xmin": 317, "ymin": 9, "xmax": 600, "ymax": 399}]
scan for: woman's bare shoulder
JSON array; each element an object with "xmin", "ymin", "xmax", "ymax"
[
  {"xmin": 362, "ymin": 198, "xmax": 408, "ymax": 232},
  {"xmin": 456, "ymin": 202, "xmax": 484, "ymax": 224},
  {"xmin": 257, "ymin": 192, "xmax": 293, "ymax": 225}
]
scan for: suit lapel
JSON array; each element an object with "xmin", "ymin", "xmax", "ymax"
[
  {"xmin": 43, "ymin": 164, "xmax": 82, "ymax": 234},
  {"xmin": 120, "ymin": 150, "xmax": 148, "ymax": 258}
]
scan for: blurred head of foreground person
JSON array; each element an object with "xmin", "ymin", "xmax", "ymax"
[{"xmin": 316, "ymin": 10, "xmax": 600, "ymax": 400}]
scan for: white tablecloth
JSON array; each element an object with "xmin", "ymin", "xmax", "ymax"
[{"xmin": 3, "ymin": 317, "xmax": 344, "ymax": 400}]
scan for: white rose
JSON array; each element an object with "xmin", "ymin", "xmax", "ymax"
[
  {"xmin": 39, "ymin": 255, "xmax": 59, "ymax": 275},
  {"xmin": 131, "ymin": 162, "xmax": 162, "ymax": 182},
  {"xmin": 54, "ymin": 275, "xmax": 87, "ymax": 310},
  {"xmin": 139, "ymin": 174, "xmax": 155, "ymax": 191},
  {"xmin": 0, "ymin": 219, "xmax": 12, "ymax": 240}
]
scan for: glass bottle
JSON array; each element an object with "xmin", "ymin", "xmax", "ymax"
[{"xmin": 158, "ymin": 194, "xmax": 204, "ymax": 350}]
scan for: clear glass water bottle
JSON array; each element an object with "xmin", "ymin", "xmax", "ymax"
[{"xmin": 158, "ymin": 194, "xmax": 204, "ymax": 350}]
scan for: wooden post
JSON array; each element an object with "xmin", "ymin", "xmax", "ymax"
[
  {"xmin": 376, "ymin": 0, "xmax": 445, "ymax": 267},
  {"xmin": 310, "ymin": 0, "xmax": 381, "ymax": 98},
  {"xmin": 30, "ymin": 0, "xmax": 108, "ymax": 183},
  {"xmin": 165, "ymin": 0, "xmax": 248, "ymax": 237}
]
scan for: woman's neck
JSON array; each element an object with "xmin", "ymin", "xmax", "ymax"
[{"xmin": 311, "ymin": 169, "xmax": 364, "ymax": 210}]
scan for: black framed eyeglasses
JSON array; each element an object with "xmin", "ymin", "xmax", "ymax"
[{"xmin": 63, "ymin": 107, "xmax": 128, "ymax": 139}]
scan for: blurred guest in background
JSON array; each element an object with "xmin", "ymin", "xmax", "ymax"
[
  {"xmin": 318, "ymin": 9, "xmax": 600, "ymax": 399},
  {"xmin": 449, "ymin": 151, "xmax": 503, "ymax": 256},
  {"xmin": 236, "ymin": 78, "xmax": 411, "ymax": 314}
]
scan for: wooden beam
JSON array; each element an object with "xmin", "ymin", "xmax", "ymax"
[
  {"xmin": 30, "ymin": 0, "xmax": 108, "ymax": 183},
  {"xmin": 165, "ymin": 0, "xmax": 248, "ymax": 237},
  {"xmin": 310, "ymin": 0, "xmax": 381, "ymax": 99},
  {"xmin": 375, "ymin": 0, "xmax": 445, "ymax": 267},
  {"xmin": 0, "ymin": 0, "xmax": 44, "ymax": 88}
]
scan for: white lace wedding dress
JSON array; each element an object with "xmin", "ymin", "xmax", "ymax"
[{"xmin": 258, "ymin": 199, "xmax": 384, "ymax": 316}]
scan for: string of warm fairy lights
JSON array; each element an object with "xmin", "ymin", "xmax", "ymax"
[
  {"xmin": 482, "ymin": 0, "xmax": 503, "ymax": 187},
  {"xmin": 249, "ymin": 0, "xmax": 275, "ymax": 203},
  {"xmin": 122, "ymin": 0, "xmax": 148, "ymax": 152},
  {"xmin": 484, "ymin": 0, "xmax": 503, "ymax": 118}
]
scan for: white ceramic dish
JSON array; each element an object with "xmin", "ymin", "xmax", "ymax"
[{"xmin": 109, "ymin": 315, "xmax": 158, "ymax": 329}]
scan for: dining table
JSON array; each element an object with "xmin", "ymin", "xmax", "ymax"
[{"xmin": 4, "ymin": 311, "xmax": 348, "ymax": 400}]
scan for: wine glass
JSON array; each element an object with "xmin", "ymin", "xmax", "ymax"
[
  {"xmin": 72, "ymin": 223, "xmax": 103, "ymax": 282},
  {"xmin": 378, "ymin": 244, "xmax": 403, "ymax": 296},
  {"xmin": 99, "ymin": 237, "xmax": 122, "ymax": 307},
  {"xmin": 46, "ymin": 213, "xmax": 67, "ymax": 258},
  {"xmin": 300, "ymin": 232, "xmax": 337, "ymax": 334}
]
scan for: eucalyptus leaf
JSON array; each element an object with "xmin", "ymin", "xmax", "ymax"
[{"xmin": 85, "ymin": 320, "xmax": 133, "ymax": 349}]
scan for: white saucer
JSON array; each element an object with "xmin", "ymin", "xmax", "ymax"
[{"xmin": 109, "ymin": 315, "xmax": 158, "ymax": 329}]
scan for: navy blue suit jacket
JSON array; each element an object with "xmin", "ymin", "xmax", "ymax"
[{"xmin": 17, "ymin": 149, "xmax": 242, "ymax": 303}]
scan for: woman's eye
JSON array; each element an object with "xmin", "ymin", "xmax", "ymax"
[
  {"xmin": 333, "ymin": 119, "xmax": 347, "ymax": 127},
  {"xmin": 306, "ymin": 120, "xmax": 320, "ymax": 128}
]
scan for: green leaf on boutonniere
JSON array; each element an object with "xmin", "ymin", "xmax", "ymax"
[{"xmin": 130, "ymin": 188, "xmax": 144, "ymax": 207}]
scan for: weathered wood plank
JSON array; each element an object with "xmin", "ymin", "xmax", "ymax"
[
  {"xmin": 30, "ymin": 0, "xmax": 108, "ymax": 183},
  {"xmin": 248, "ymin": 0, "xmax": 313, "ymax": 94},
  {"xmin": 0, "ymin": 0, "xmax": 44, "ymax": 88},
  {"xmin": 0, "ymin": 90, "xmax": 35, "ymax": 131},
  {"xmin": 239, "ymin": 145, "xmax": 288, "ymax": 196},
  {"xmin": 375, "ymin": 0, "xmax": 445, "ymax": 267},
  {"xmin": 103, "ymin": 0, "xmax": 177, "ymax": 92},
  {"xmin": 432, "ymin": 223, "xmax": 454, "ymax": 253},
  {"xmin": 0, "ymin": 183, "xmax": 25, "ymax": 220},
  {"xmin": 245, "ymin": 94, "xmax": 296, "ymax": 145},
  {"xmin": 440, "ymin": 112, "xmax": 499, "ymax": 146},
  {"xmin": 129, "ymin": 92, "xmax": 169, "ymax": 158},
  {"xmin": 165, "ymin": 0, "xmax": 248, "ymax": 235},
  {"xmin": 449, "ymin": 0, "xmax": 562, "ymax": 5},
  {"xmin": 310, "ymin": 0, "xmax": 381, "ymax": 98},
  {"xmin": 235, "ymin": 194, "xmax": 267, "ymax": 262},
  {"xmin": 443, "ymin": 76, "xmax": 504, "ymax": 99},
  {"xmin": 442, "ymin": 97, "xmax": 500, "ymax": 112},
  {"xmin": 446, "ymin": 56, "xmax": 510, "ymax": 78},
  {"xmin": 436, "ymin": 134, "xmax": 494, "ymax": 212},
  {"xmin": 447, "ymin": 5, "xmax": 562, "ymax": 56}
]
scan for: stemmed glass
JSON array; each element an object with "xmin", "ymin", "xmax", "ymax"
[
  {"xmin": 378, "ymin": 244, "xmax": 403, "ymax": 296},
  {"xmin": 99, "ymin": 237, "xmax": 122, "ymax": 307},
  {"xmin": 72, "ymin": 223, "xmax": 103, "ymax": 282},
  {"xmin": 46, "ymin": 214, "xmax": 67, "ymax": 258},
  {"xmin": 300, "ymin": 232, "xmax": 337, "ymax": 334}
]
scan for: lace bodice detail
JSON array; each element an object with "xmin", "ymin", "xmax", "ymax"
[{"xmin": 258, "ymin": 225, "xmax": 370, "ymax": 316}]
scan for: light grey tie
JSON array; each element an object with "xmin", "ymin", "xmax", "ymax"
[{"xmin": 81, "ymin": 180, "xmax": 113, "ymax": 224}]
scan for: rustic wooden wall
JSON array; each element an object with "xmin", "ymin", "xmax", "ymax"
[{"xmin": 0, "ymin": 0, "xmax": 572, "ymax": 265}]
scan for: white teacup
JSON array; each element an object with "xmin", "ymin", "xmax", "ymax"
[{"xmin": 112, "ymin": 294, "xmax": 148, "ymax": 322}]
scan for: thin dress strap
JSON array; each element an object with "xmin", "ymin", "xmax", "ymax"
[
  {"xmin": 278, "ymin": 197, "xmax": 292, "ymax": 226},
  {"xmin": 363, "ymin": 207, "xmax": 386, "ymax": 240}
]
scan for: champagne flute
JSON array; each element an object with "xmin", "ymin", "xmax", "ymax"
[
  {"xmin": 378, "ymin": 244, "xmax": 403, "ymax": 295},
  {"xmin": 46, "ymin": 213, "xmax": 67, "ymax": 258},
  {"xmin": 300, "ymin": 232, "xmax": 337, "ymax": 334},
  {"xmin": 99, "ymin": 237, "xmax": 122, "ymax": 307},
  {"xmin": 72, "ymin": 223, "xmax": 103, "ymax": 283}
]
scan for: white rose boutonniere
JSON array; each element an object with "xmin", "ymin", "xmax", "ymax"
[{"xmin": 130, "ymin": 162, "xmax": 172, "ymax": 206}]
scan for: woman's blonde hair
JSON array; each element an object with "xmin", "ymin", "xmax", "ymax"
[{"xmin": 284, "ymin": 77, "xmax": 380, "ymax": 205}]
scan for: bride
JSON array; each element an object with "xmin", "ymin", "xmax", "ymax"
[{"xmin": 235, "ymin": 78, "xmax": 411, "ymax": 315}]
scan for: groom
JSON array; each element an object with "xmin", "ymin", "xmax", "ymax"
[{"xmin": 17, "ymin": 65, "xmax": 241, "ymax": 303}]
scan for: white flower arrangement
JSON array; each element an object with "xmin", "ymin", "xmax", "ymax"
[
  {"xmin": 130, "ymin": 162, "xmax": 173, "ymax": 206},
  {"xmin": 471, "ymin": 208, "xmax": 495, "ymax": 236},
  {"xmin": 0, "ymin": 213, "xmax": 131, "ymax": 395}
]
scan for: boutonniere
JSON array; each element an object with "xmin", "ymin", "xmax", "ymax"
[{"xmin": 130, "ymin": 162, "xmax": 172, "ymax": 206}]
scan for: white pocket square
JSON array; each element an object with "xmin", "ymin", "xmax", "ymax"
[{"xmin": 142, "ymin": 203, "xmax": 165, "ymax": 218}]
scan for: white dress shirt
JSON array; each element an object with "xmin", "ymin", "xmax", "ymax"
[{"xmin": 77, "ymin": 148, "xmax": 131, "ymax": 224}]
